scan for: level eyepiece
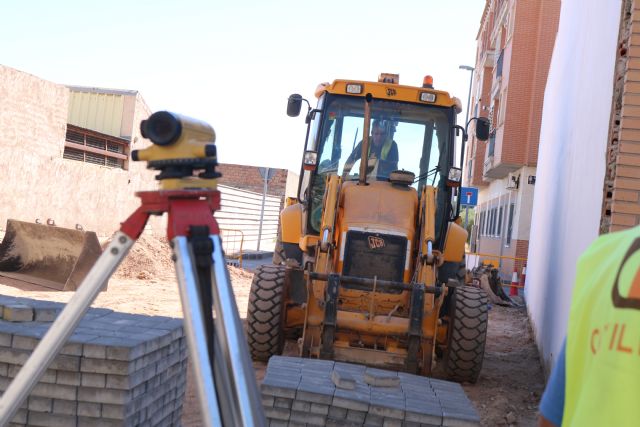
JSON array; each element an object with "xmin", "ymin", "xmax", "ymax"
[{"xmin": 140, "ymin": 111, "xmax": 182, "ymax": 146}]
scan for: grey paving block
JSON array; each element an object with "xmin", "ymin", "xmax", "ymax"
[
  {"xmin": 268, "ymin": 420, "xmax": 288, "ymax": 427},
  {"xmin": 27, "ymin": 411, "xmax": 76, "ymax": 427},
  {"xmin": 80, "ymin": 357, "xmax": 131, "ymax": 375},
  {"xmin": 49, "ymin": 354, "xmax": 81, "ymax": 372},
  {"xmin": 28, "ymin": 396, "xmax": 52, "ymax": 412},
  {"xmin": 76, "ymin": 416, "xmax": 122, "ymax": 427},
  {"xmin": 364, "ymin": 367, "xmax": 400, "ymax": 387},
  {"xmin": 8, "ymin": 365, "xmax": 57, "ymax": 384},
  {"xmin": 31, "ymin": 382, "xmax": 77, "ymax": 401},
  {"xmin": 9, "ymin": 408, "xmax": 27, "ymax": 424},
  {"xmin": 0, "ymin": 347, "xmax": 29, "ymax": 365},
  {"xmin": 261, "ymin": 376, "xmax": 299, "ymax": 399},
  {"xmin": 262, "ymin": 394, "xmax": 275, "ymax": 407},
  {"xmin": 382, "ymin": 417, "xmax": 403, "ymax": 427},
  {"xmin": 56, "ymin": 371, "xmax": 81, "ymax": 386},
  {"xmin": 333, "ymin": 386, "xmax": 370, "ymax": 412},
  {"xmin": 405, "ymin": 404, "xmax": 442, "ymax": 426},
  {"xmin": 328, "ymin": 405, "xmax": 347, "ymax": 419},
  {"xmin": 296, "ymin": 381, "xmax": 335, "ymax": 405},
  {"xmin": 264, "ymin": 406, "xmax": 290, "ymax": 421},
  {"xmin": 326, "ymin": 418, "xmax": 361, "ymax": 427},
  {"xmin": 369, "ymin": 392, "xmax": 405, "ymax": 420},
  {"xmin": 291, "ymin": 400, "xmax": 310, "ymax": 412},
  {"xmin": 59, "ymin": 341, "xmax": 83, "ymax": 357},
  {"xmin": 291, "ymin": 409, "xmax": 326, "ymax": 426},
  {"xmin": 346, "ymin": 409, "xmax": 367, "ymax": 423},
  {"xmin": 81, "ymin": 373, "xmax": 107, "ymax": 388},
  {"xmin": 264, "ymin": 366, "xmax": 302, "ymax": 382},
  {"xmin": 0, "ymin": 331, "xmax": 12, "ymax": 347},
  {"xmin": 11, "ymin": 335, "xmax": 39, "ymax": 351},
  {"xmin": 364, "ymin": 412, "xmax": 384, "ymax": 426},
  {"xmin": 3, "ymin": 304, "xmax": 33, "ymax": 322},
  {"xmin": 332, "ymin": 369, "xmax": 356, "ymax": 389},
  {"xmin": 274, "ymin": 397, "xmax": 292, "ymax": 409},
  {"xmin": 77, "ymin": 401, "xmax": 101, "ymax": 417},
  {"xmin": 52, "ymin": 399, "xmax": 77, "ymax": 416},
  {"xmin": 310, "ymin": 402, "xmax": 330, "ymax": 415},
  {"xmin": 77, "ymin": 386, "xmax": 128, "ymax": 405}
]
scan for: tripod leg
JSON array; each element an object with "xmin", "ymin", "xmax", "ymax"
[
  {"xmin": 0, "ymin": 232, "xmax": 135, "ymax": 425},
  {"xmin": 209, "ymin": 234, "xmax": 265, "ymax": 427},
  {"xmin": 172, "ymin": 236, "xmax": 222, "ymax": 427}
]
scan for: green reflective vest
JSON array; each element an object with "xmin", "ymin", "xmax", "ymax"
[
  {"xmin": 368, "ymin": 137, "xmax": 394, "ymax": 160},
  {"xmin": 564, "ymin": 227, "xmax": 640, "ymax": 426}
]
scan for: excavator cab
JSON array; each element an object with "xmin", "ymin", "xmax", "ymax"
[{"xmin": 247, "ymin": 74, "xmax": 490, "ymax": 383}]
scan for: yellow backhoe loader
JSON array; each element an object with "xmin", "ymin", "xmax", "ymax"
[{"xmin": 246, "ymin": 73, "xmax": 491, "ymax": 383}]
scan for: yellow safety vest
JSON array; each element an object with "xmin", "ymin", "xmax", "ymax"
[
  {"xmin": 564, "ymin": 227, "xmax": 640, "ymax": 426},
  {"xmin": 368, "ymin": 137, "xmax": 394, "ymax": 160}
]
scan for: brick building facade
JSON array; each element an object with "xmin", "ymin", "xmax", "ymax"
[
  {"xmin": 602, "ymin": 0, "xmax": 640, "ymax": 233},
  {"xmin": 463, "ymin": 0, "xmax": 560, "ymax": 278},
  {"xmin": 217, "ymin": 163, "xmax": 290, "ymax": 197}
]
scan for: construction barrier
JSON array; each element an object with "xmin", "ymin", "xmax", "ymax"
[{"xmin": 220, "ymin": 229, "xmax": 244, "ymax": 268}]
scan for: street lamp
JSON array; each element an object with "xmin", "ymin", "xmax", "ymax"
[
  {"xmin": 459, "ymin": 65, "xmax": 475, "ymax": 234},
  {"xmin": 459, "ymin": 65, "xmax": 475, "ymax": 126}
]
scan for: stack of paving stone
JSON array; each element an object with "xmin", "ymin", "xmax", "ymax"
[
  {"xmin": 0, "ymin": 295, "xmax": 187, "ymax": 427},
  {"xmin": 261, "ymin": 355, "xmax": 480, "ymax": 427}
]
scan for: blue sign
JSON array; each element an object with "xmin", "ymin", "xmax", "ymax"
[{"xmin": 460, "ymin": 187, "xmax": 478, "ymax": 206}]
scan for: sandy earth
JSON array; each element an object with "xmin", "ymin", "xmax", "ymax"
[{"xmin": 0, "ymin": 234, "xmax": 545, "ymax": 426}]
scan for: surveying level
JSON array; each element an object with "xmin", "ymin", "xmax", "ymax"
[{"xmin": 0, "ymin": 112, "xmax": 265, "ymax": 427}]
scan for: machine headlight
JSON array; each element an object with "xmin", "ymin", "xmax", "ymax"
[
  {"xmin": 420, "ymin": 92, "xmax": 436, "ymax": 103},
  {"xmin": 346, "ymin": 83, "xmax": 363, "ymax": 94}
]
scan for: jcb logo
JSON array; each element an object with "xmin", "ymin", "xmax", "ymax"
[
  {"xmin": 386, "ymin": 88, "xmax": 396, "ymax": 96},
  {"xmin": 368, "ymin": 236, "xmax": 385, "ymax": 249},
  {"xmin": 612, "ymin": 237, "xmax": 640, "ymax": 310}
]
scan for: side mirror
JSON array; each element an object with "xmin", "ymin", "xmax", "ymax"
[
  {"xmin": 287, "ymin": 94, "xmax": 303, "ymax": 117},
  {"xmin": 447, "ymin": 167, "xmax": 462, "ymax": 187},
  {"xmin": 475, "ymin": 117, "xmax": 490, "ymax": 141}
]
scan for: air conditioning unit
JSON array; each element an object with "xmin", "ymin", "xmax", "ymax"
[{"xmin": 506, "ymin": 173, "xmax": 520, "ymax": 190}]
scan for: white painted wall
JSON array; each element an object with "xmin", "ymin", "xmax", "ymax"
[{"xmin": 526, "ymin": 0, "xmax": 621, "ymax": 374}]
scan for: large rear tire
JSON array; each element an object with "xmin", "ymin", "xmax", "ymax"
[
  {"xmin": 272, "ymin": 236, "xmax": 286, "ymax": 265},
  {"xmin": 444, "ymin": 285, "xmax": 488, "ymax": 383},
  {"xmin": 246, "ymin": 264, "xmax": 286, "ymax": 361}
]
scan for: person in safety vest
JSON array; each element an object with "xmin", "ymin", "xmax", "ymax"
[
  {"xmin": 538, "ymin": 226, "xmax": 640, "ymax": 427},
  {"xmin": 342, "ymin": 119, "xmax": 399, "ymax": 180}
]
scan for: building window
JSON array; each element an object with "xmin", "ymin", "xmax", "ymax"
[
  {"xmin": 506, "ymin": 203, "xmax": 515, "ymax": 245},
  {"xmin": 497, "ymin": 206, "xmax": 503, "ymax": 236},
  {"xmin": 63, "ymin": 124, "xmax": 129, "ymax": 170}
]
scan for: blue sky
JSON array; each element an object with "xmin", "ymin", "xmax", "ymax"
[{"xmin": 2, "ymin": 0, "xmax": 485, "ymax": 171}]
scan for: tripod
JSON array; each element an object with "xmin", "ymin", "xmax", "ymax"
[{"xmin": 0, "ymin": 112, "xmax": 265, "ymax": 426}]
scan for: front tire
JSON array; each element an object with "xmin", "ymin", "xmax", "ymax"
[
  {"xmin": 444, "ymin": 285, "xmax": 488, "ymax": 383},
  {"xmin": 246, "ymin": 265, "xmax": 286, "ymax": 361}
]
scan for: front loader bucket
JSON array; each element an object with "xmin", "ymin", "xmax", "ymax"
[{"xmin": 0, "ymin": 219, "xmax": 102, "ymax": 291}]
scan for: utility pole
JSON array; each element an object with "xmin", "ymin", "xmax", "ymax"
[{"xmin": 257, "ymin": 167, "xmax": 275, "ymax": 251}]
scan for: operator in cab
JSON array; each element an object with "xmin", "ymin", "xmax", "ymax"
[{"xmin": 342, "ymin": 119, "xmax": 399, "ymax": 180}]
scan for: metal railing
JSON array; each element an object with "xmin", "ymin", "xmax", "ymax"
[{"xmin": 220, "ymin": 229, "xmax": 244, "ymax": 268}]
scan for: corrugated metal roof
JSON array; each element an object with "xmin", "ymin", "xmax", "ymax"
[{"xmin": 67, "ymin": 85, "xmax": 138, "ymax": 97}]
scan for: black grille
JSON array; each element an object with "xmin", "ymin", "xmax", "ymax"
[{"xmin": 342, "ymin": 230, "xmax": 407, "ymax": 291}]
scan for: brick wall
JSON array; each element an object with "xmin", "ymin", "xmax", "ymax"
[
  {"xmin": 0, "ymin": 65, "xmax": 158, "ymax": 237},
  {"xmin": 502, "ymin": 0, "xmax": 560, "ymax": 167},
  {"xmin": 602, "ymin": 0, "xmax": 640, "ymax": 233},
  {"xmin": 217, "ymin": 163, "xmax": 288, "ymax": 197}
]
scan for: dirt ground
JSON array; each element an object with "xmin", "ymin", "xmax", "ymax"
[{"xmin": 0, "ymin": 233, "xmax": 545, "ymax": 426}]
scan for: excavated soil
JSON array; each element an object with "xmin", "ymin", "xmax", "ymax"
[{"xmin": 0, "ymin": 233, "xmax": 544, "ymax": 426}]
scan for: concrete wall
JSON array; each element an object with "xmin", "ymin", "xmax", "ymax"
[
  {"xmin": 0, "ymin": 65, "xmax": 158, "ymax": 238},
  {"xmin": 526, "ymin": 0, "xmax": 622, "ymax": 374}
]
